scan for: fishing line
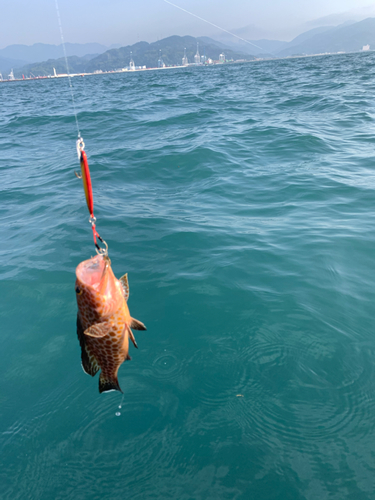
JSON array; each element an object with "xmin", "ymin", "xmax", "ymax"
[
  {"xmin": 55, "ymin": 0, "xmax": 107, "ymax": 255},
  {"xmin": 115, "ymin": 393, "xmax": 125, "ymax": 416},
  {"xmin": 163, "ymin": 0, "xmax": 274, "ymax": 55},
  {"xmin": 55, "ymin": 0, "xmax": 81, "ymax": 138}
]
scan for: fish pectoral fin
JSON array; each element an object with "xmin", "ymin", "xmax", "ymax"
[
  {"xmin": 128, "ymin": 327, "xmax": 138, "ymax": 349},
  {"xmin": 119, "ymin": 273, "xmax": 129, "ymax": 301},
  {"xmin": 84, "ymin": 323, "xmax": 111, "ymax": 338},
  {"xmin": 130, "ymin": 318, "xmax": 147, "ymax": 331}
]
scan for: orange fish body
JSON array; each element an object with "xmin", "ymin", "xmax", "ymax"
[{"xmin": 75, "ymin": 254, "xmax": 146, "ymax": 393}]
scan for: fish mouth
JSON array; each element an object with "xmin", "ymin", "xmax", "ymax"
[{"xmin": 76, "ymin": 254, "xmax": 109, "ymax": 289}]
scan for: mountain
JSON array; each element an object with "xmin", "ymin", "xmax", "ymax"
[
  {"xmin": 208, "ymin": 26, "xmax": 337, "ymax": 57},
  {"xmin": 197, "ymin": 36, "xmax": 240, "ymax": 52},
  {"xmin": 8, "ymin": 16, "xmax": 375, "ymax": 78},
  {"xmin": 0, "ymin": 42, "xmax": 110, "ymax": 73},
  {"xmin": 14, "ymin": 36, "xmax": 253, "ymax": 77},
  {"xmin": 209, "ymin": 18, "xmax": 375, "ymax": 57},
  {"xmin": 83, "ymin": 36, "xmax": 251, "ymax": 72},
  {"xmin": 286, "ymin": 26, "xmax": 335, "ymax": 47},
  {"xmin": 209, "ymin": 25, "xmax": 288, "ymax": 56},
  {"xmin": 208, "ymin": 36, "xmax": 288, "ymax": 57},
  {"xmin": 0, "ymin": 56, "xmax": 28, "ymax": 75},
  {"xmin": 304, "ymin": 5, "xmax": 375, "ymax": 29},
  {"xmin": 277, "ymin": 17, "xmax": 375, "ymax": 56}
]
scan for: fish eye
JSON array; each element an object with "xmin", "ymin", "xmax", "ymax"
[{"xmin": 75, "ymin": 286, "xmax": 83, "ymax": 295}]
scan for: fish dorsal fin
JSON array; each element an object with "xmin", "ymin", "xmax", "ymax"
[
  {"xmin": 130, "ymin": 318, "xmax": 147, "ymax": 331},
  {"xmin": 84, "ymin": 323, "xmax": 111, "ymax": 338},
  {"xmin": 119, "ymin": 273, "xmax": 129, "ymax": 301}
]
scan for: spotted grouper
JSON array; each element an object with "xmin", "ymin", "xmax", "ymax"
[{"xmin": 75, "ymin": 253, "xmax": 146, "ymax": 393}]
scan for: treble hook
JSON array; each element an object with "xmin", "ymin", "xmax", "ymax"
[
  {"xmin": 95, "ymin": 234, "xmax": 109, "ymax": 256},
  {"xmin": 89, "ymin": 216, "xmax": 108, "ymax": 256}
]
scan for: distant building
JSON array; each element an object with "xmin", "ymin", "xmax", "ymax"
[
  {"xmin": 219, "ymin": 53, "xmax": 225, "ymax": 62},
  {"xmin": 129, "ymin": 52, "xmax": 135, "ymax": 71},
  {"xmin": 182, "ymin": 48, "xmax": 188, "ymax": 66},
  {"xmin": 194, "ymin": 42, "xmax": 200, "ymax": 64},
  {"xmin": 363, "ymin": 44, "xmax": 370, "ymax": 51}
]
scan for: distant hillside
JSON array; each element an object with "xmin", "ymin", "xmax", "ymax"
[
  {"xmin": 209, "ymin": 18, "xmax": 375, "ymax": 57},
  {"xmin": 277, "ymin": 18, "xmax": 375, "ymax": 56},
  {"xmin": 84, "ymin": 36, "xmax": 250, "ymax": 72},
  {"xmin": 0, "ymin": 56, "xmax": 27, "ymax": 75},
  {"xmin": 210, "ymin": 26, "xmax": 344, "ymax": 57},
  {"xmin": 14, "ymin": 36, "xmax": 252, "ymax": 77},
  {"xmin": 285, "ymin": 26, "xmax": 335, "ymax": 47},
  {"xmin": 15, "ymin": 55, "xmax": 95, "ymax": 78},
  {"xmin": 209, "ymin": 30, "xmax": 288, "ymax": 56},
  {"xmin": 0, "ymin": 42, "xmax": 111, "ymax": 73},
  {"xmin": 9, "ymin": 17, "xmax": 375, "ymax": 78}
]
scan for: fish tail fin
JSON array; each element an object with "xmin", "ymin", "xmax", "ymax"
[{"xmin": 99, "ymin": 372, "xmax": 123, "ymax": 394}]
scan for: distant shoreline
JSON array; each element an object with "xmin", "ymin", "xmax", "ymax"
[
  {"xmin": 0, "ymin": 62, "xmax": 217, "ymax": 83},
  {"xmin": 1, "ymin": 49, "xmax": 372, "ymax": 84}
]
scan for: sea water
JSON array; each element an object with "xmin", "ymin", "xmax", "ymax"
[{"xmin": 1, "ymin": 52, "xmax": 375, "ymax": 499}]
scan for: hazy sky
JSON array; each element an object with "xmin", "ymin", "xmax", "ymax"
[{"xmin": 1, "ymin": 0, "xmax": 375, "ymax": 49}]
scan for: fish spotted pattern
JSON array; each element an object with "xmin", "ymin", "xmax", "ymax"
[{"xmin": 75, "ymin": 254, "xmax": 146, "ymax": 393}]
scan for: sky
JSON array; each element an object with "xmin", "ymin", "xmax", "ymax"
[{"xmin": 1, "ymin": 0, "xmax": 375, "ymax": 49}]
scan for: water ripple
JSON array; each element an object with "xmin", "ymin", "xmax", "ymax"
[{"xmin": 2, "ymin": 51, "xmax": 375, "ymax": 499}]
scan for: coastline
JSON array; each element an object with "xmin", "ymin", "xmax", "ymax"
[
  {"xmin": 0, "ymin": 49, "xmax": 372, "ymax": 84},
  {"xmin": 0, "ymin": 62, "xmax": 233, "ymax": 83}
]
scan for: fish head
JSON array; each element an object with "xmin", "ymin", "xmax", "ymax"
[{"xmin": 75, "ymin": 254, "xmax": 123, "ymax": 321}]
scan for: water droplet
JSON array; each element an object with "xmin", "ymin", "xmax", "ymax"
[
  {"xmin": 115, "ymin": 412, "xmax": 121, "ymax": 417},
  {"xmin": 118, "ymin": 405, "xmax": 122, "ymax": 409}
]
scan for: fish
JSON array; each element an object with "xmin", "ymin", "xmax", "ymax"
[{"xmin": 75, "ymin": 253, "xmax": 146, "ymax": 393}]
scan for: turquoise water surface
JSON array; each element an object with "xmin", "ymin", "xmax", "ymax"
[{"xmin": 1, "ymin": 52, "xmax": 375, "ymax": 499}]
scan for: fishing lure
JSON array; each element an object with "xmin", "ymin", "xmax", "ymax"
[{"xmin": 75, "ymin": 137, "xmax": 107, "ymax": 255}]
